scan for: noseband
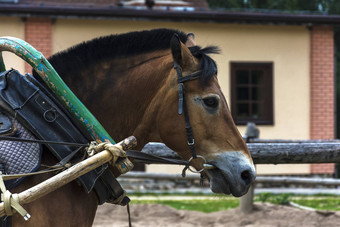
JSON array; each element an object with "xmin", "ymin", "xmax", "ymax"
[{"xmin": 174, "ymin": 62, "xmax": 208, "ymax": 177}]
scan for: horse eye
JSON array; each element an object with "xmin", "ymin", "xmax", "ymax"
[{"xmin": 203, "ymin": 97, "xmax": 219, "ymax": 109}]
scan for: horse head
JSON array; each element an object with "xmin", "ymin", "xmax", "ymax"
[
  {"xmin": 45, "ymin": 28, "xmax": 256, "ymax": 197},
  {"xmin": 155, "ymin": 34, "xmax": 256, "ymax": 197}
]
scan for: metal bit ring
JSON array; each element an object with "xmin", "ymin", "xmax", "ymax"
[{"xmin": 187, "ymin": 155, "xmax": 207, "ymax": 173}]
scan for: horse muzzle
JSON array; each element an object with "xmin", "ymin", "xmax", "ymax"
[{"xmin": 204, "ymin": 151, "xmax": 256, "ymax": 197}]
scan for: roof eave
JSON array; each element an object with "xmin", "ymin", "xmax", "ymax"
[{"xmin": 1, "ymin": 4, "xmax": 340, "ymax": 25}]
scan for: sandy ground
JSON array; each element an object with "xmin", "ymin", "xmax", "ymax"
[{"xmin": 93, "ymin": 202, "xmax": 340, "ymax": 227}]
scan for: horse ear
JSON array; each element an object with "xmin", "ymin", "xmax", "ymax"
[
  {"xmin": 185, "ymin": 33, "xmax": 196, "ymax": 47},
  {"xmin": 170, "ymin": 33, "xmax": 194, "ymax": 68},
  {"xmin": 170, "ymin": 34, "xmax": 182, "ymax": 65}
]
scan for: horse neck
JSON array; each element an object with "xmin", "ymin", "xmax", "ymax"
[{"xmin": 63, "ymin": 50, "xmax": 173, "ymax": 148}]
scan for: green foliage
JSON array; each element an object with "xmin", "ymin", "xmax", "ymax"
[
  {"xmin": 206, "ymin": 0, "xmax": 340, "ymax": 14},
  {"xmin": 207, "ymin": 0, "xmax": 245, "ymax": 9}
]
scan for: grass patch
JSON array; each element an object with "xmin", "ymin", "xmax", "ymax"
[
  {"xmin": 131, "ymin": 198, "xmax": 239, "ymax": 213},
  {"xmin": 255, "ymin": 193, "xmax": 291, "ymax": 205},
  {"xmin": 129, "ymin": 193, "xmax": 340, "ymax": 212},
  {"xmin": 255, "ymin": 193, "xmax": 340, "ymax": 211},
  {"xmin": 290, "ymin": 197, "xmax": 340, "ymax": 211}
]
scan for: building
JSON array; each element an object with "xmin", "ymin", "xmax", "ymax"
[{"xmin": 0, "ymin": 0, "xmax": 339, "ymax": 175}]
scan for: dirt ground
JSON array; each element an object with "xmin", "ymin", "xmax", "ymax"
[{"xmin": 93, "ymin": 202, "xmax": 340, "ymax": 227}]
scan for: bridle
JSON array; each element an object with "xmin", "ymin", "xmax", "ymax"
[{"xmin": 174, "ymin": 62, "xmax": 209, "ymax": 177}]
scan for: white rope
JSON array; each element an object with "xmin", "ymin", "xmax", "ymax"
[
  {"xmin": 87, "ymin": 141, "xmax": 134, "ymax": 173},
  {"xmin": 0, "ymin": 172, "xmax": 30, "ymax": 220}
]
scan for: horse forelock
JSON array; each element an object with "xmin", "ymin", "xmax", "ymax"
[{"xmin": 188, "ymin": 45, "xmax": 220, "ymax": 86}]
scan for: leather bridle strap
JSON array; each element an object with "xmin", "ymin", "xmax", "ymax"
[
  {"xmin": 174, "ymin": 62, "xmax": 201, "ymax": 177},
  {"xmin": 126, "ymin": 150, "xmax": 188, "ymax": 165}
]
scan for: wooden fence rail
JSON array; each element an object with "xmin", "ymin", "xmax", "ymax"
[{"xmin": 142, "ymin": 141, "xmax": 340, "ymax": 164}]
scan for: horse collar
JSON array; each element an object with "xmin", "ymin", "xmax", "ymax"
[{"xmin": 173, "ymin": 63, "xmax": 203, "ymax": 177}]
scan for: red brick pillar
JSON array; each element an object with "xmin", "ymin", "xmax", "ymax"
[
  {"xmin": 24, "ymin": 18, "xmax": 52, "ymax": 73},
  {"xmin": 310, "ymin": 26, "xmax": 335, "ymax": 174}
]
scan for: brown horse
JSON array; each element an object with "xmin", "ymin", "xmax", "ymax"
[{"xmin": 11, "ymin": 29, "xmax": 255, "ymax": 226}]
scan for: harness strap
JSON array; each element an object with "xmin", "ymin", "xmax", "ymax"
[
  {"xmin": 177, "ymin": 71, "xmax": 201, "ymax": 83},
  {"xmin": 127, "ymin": 203, "xmax": 132, "ymax": 227},
  {"xmin": 126, "ymin": 150, "xmax": 187, "ymax": 165},
  {"xmin": 2, "ymin": 168, "xmax": 63, "ymax": 181},
  {"xmin": 182, "ymin": 93, "xmax": 196, "ymax": 159},
  {"xmin": 0, "ymin": 136, "xmax": 88, "ymax": 147},
  {"xmin": 181, "ymin": 164, "xmax": 190, "ymax": 177},
  {"xmin": 178, "ymin": 83, "xmax": 184, "ymax": 114}
]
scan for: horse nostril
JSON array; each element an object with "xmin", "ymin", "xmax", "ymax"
[{"xmin": 241, "ymin": 170, "xmax": 254, "ymax": 185}]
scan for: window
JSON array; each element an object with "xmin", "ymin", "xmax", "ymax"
[{"xmin": 230, "ymin": 62, "xmax": 273, "ymax": 125}]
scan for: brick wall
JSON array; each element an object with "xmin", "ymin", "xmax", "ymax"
[
  {"xmin": 24, "ymin": 18, "xmax": 52, "ymax": 73},
  {"xmin": 310, "ymin": 25, "xmax": 335, "ymax": 174}
]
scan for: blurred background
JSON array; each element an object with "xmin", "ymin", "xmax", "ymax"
[{"xmin": 2, "ymin": 1, "xmax": 340, "ymax": 220}]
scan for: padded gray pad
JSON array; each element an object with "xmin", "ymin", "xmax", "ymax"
[{"xmin": 0, "ymin": 117, "xmax": 41, "ymax": 188}]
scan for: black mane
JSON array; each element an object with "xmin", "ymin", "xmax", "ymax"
[{"xmin": 45, "ymin": 28, "xmax": 219, "ymax": 85}]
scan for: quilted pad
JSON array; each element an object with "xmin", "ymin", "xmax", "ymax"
[{"xmin": 0, "ymin": 117, "xmax": 41, "ymax": 188}]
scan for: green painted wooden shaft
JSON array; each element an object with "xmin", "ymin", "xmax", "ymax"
[{"xmin": 0, "ymin": 36, "xmax": 115, "ymax": 143}]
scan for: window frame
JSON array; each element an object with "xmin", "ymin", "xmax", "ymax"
[{"xmin": 230, "ymin": 62, "xmax": 274, "ymax": 125}]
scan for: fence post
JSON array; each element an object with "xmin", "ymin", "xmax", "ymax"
[
  {"xmin": 240, "ymin": 122, "xmax": 258, "ymax": 213},
  {"xmin": 239, "ymin": 183, "xmax": 255, "ymax": 213}
]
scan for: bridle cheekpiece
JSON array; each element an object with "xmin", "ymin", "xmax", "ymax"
[{"xmin": 174, "ymin": 62, "xmax": 208, "ymax": 177}]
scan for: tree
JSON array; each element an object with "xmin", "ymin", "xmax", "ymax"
[{"xmin": 206, "ymin": 0, "xmax": 337, "ymax": 14}]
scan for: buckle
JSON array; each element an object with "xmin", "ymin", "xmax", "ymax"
[{"xmin": 187, "ymin": 139, "xmax": 194, "ymax": 146}]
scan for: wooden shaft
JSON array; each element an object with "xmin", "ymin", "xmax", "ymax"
[{"xmin": 0, "ymin": 136, "xmax": 136, "ymax": 217}]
